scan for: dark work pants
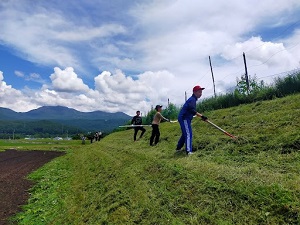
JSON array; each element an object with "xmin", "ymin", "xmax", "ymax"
[
  {"xmin": 150, "ymin": 124, "xmax": 160, "ymax": 146},
  {"xmin": 134, "ymin": 127, "xmax": 146, "ymax": 141}
]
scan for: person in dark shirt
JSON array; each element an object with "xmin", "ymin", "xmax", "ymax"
[
  {"xmin": 131, "ymin": 110, "xmax": 146, "ymax": 141},
  {"xmin": 177, "ymin": 85, "xmax": 208, "ymax": 155}
]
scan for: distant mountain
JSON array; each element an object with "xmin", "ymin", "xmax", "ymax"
[
  {"xmin": 0, "ymin": 106, "xmax": 131, "ymax": 136},
  {"xmin": 0, "ymin": 106, "xmax": 130, "ymax": 121},
  {"xmin": 0, "ymin": 107, "xmax": 21, "ymax": 120}
]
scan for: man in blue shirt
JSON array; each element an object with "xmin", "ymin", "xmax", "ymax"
[{"xmin": 176, "ymin": 85, "xmax": 208, "ymax": 155}]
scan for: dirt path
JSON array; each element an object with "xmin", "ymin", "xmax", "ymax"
[{"xmin": 0, "ymin": 150, "xmax": 65, "ymax": 225}]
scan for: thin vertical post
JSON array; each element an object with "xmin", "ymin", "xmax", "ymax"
[
  {"xmin": 167, "ymin": 98, "xmax": 170, "ymax": 119},
  {"xmin": 243, "ymin": 52, "xmax": 250, "ymax": 94},
  {"xmin": 209, "ymin": 56, "xmax": 216, "ymax": 97}
]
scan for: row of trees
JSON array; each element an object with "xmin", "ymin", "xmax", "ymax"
[
  {"xmin": 0, "ymin": 120, "xmax": 82, "ymax": 139},
  {"xmin": 141, "ymin": 71, "xmax": 300, "ymax": 123}
]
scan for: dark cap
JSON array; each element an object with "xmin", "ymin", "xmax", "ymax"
[
  {"xmin": 193, "ymin": 85, "xmax": 205, "ymax": 92},
  {"xmin": 155, "ymin": 105, "xmax": 162, "ymax": 110}
]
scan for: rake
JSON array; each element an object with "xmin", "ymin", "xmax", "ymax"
[{"xmin": 205, "ymin": 120, "xmax": 236, "ymax": 139}]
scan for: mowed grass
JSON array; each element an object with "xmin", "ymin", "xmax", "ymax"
[{"xmin": 13, "ymin": 94, "xmax": 300, "ymax": 225}]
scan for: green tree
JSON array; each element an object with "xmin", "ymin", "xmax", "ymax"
[
  {"xmin": 144, "ymin": 108, "xmax": 156, "ymax": 125},
  {"xmin": 162, "ymin": 103, "xmax": 179, "ymax": 120},
  {"xmin": 236, "ymin": 74, "xmax": 264, "ymax": 96}
]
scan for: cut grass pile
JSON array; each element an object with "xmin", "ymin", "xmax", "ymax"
[{"xmin": 13, "ymin": 94, "xmax": 300, "ymax": 224}]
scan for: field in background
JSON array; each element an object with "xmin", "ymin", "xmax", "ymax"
[
  {"xmin": 11, "ymin": 93, "xmax": 300, "ymax": 225},
  {"xmin": 0, "ymin": 139, "xmax": 82, "ymax": 152}
]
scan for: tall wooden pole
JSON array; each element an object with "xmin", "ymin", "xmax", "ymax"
[
  {"xmin": 167, "ymin": 98, "xmax": 170, "ymax": 118},
  {"xmin": 243, "ymin": 52, "xmax": 250, "ymax": 94},
  {"xmin": 209, "ymin": 56, "xmax": 216, "ymax": 97}
]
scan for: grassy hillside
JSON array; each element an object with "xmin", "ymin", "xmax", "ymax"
[{"xmin": 13, "ymin": 94, "xmax": 300, "ymax": 225}]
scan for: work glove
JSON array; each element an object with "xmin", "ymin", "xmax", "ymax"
[{"xmin": 201, "ymin": 115, "xmax": 208, "ymax": 121}]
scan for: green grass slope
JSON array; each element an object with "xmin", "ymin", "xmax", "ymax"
[{"xmin": 14, "ymin": 94, "xmax": 300, "ymax": 225}]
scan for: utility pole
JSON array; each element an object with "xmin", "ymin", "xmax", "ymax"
[
  {"xmin": 243, "ymin": 52, "xmax": 250, "ymax": 94},
  {"xmin": 185, "ymin": 91, "xmax": 187, "ymax": 101},
  {"xmin": 209, "ymin": 56, "xmax": 216, "ymax": 97},
  {"xmin": 167, "ymin": 98, "xmax": 170, "ymax": 118}
]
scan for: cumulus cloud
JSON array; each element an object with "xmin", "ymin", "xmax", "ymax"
[
  {"xmin": 0, "ymin": 68, "xmax": 180, "ymax": 115},
  {"xmin": 0, "ymin": 71, "xmax": 38, "ymax": 111},
  {"xmin": 50, "ymin": 67, "xmax": 90, "ymax": 92},
  {"xmin": 94, "ymin": 69, "xmax": 176, "ymax": 114}
]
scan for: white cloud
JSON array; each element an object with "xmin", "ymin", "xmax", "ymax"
[
  {"xmin": 50, "ymin": 67, "xmax": 90, "ymax": 92},
  {"xmin": 0, "ymin": 71, "xmax": 39, "ymax": 111},
  {"xmin": 15, "ymin": 71, "xmax": 24, "ymax": 77},
  {"xmin": 0, "ymin": 1, "xmax": 127, "ymax": 71},
  {"xmin": 28, "ymin": 73, "xmax": 42, "ymax": 81},
  {"xmin": 93, "ymin": 69, "xmax": 176, "ymax": 114},
  {"xmin": 14, "ymin": 71, "xmax": 45, "ymax": 84},
  {"xmin": 0, "ymin": 68, "xmax": 179, "ymax": 115},
  {"xmin": 54, "ymin": 24, "xmax": 127, "ymax": 42},
  {"xmin": 222, "ymin": 36, "xmax": 297, "ymax": 67}
]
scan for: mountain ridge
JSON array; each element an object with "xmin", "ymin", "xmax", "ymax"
[
  {"xmin": 0, "ymin": 106, "xmax": 130, "ymax": 120},
  {"xmin": 0, "ymin": 106, "xmax": 131, "ymax": 136}
]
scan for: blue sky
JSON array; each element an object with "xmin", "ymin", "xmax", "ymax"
[{"xmin": 0, "ymin": 0, "xmax": 300, "ymax": 115}]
